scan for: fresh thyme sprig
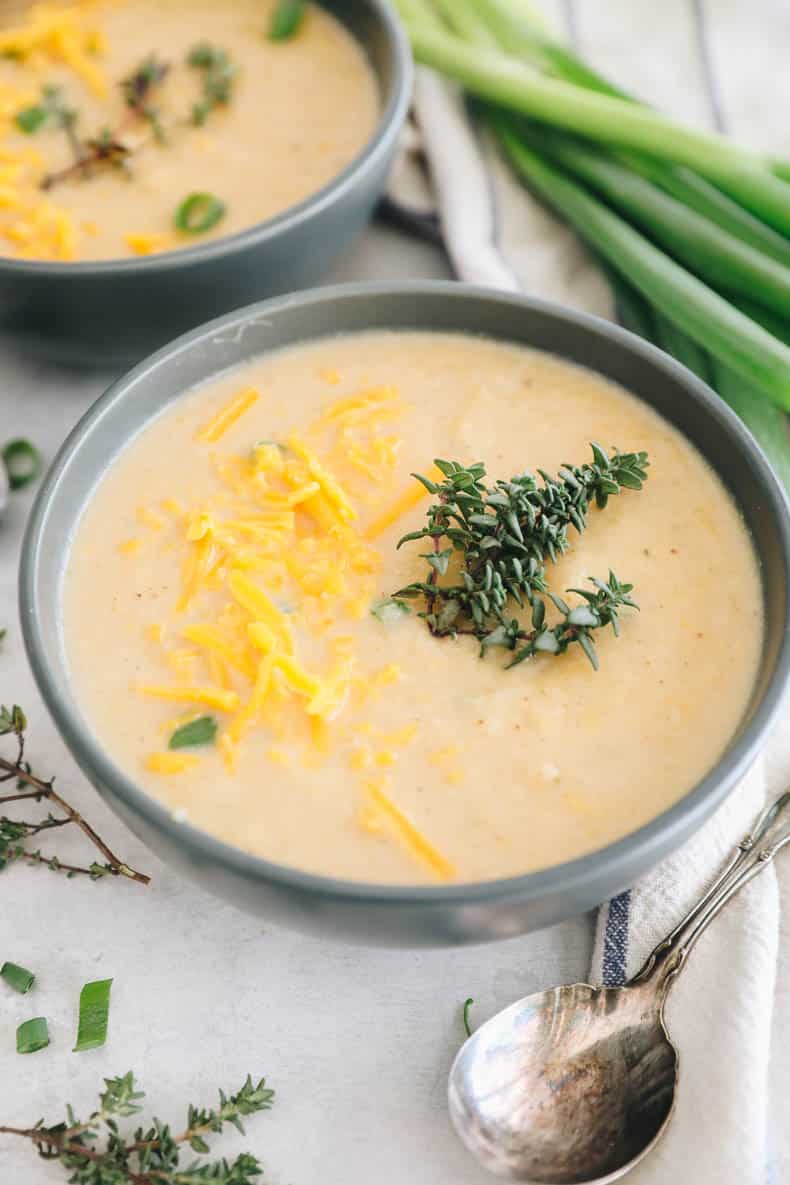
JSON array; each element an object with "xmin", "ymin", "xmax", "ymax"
[
  {"xmin": 393, "ymin": 444, "xmax": 648, "ymax": 669},
  {"xmin": 120, "ymin": 54, "xmax": 170, "ymax": 142},
  {"xmin": 16, "ymin": 85, "xmax": 81, "ymax": 161},
  {"xmin": 188, "ymin": 43, "xmax": 238, "ymax": 126},
  {"xmin": 39, "ymin": 54, "xmax": 170, "ymax": 190},
  {"xmin": 0, "ymin": 705, "xmax": 150, "ymax": 885},
  {"xmin": 0, "ymin": 1071, "xmax": 274, "ymax": 1184}
]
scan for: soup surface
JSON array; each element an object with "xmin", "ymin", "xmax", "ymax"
[
  {"xmin": 0, "ymin": 0, "xmax": 378, "ymax": 261},
  {"xmin": 65, "ymin": 332, "xmax": 763, "ymax": 884}
]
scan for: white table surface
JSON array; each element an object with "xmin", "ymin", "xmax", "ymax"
[{"xmin": 0, "ymin": 224, "xmax": 596, "ymax": 1185}]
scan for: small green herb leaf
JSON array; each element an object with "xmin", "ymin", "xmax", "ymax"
[
  {"xmin": 0, "ymin": 703, "xmax": 26, "ymax": 735},
  {"xmin": 169, "ymin": 715, "xmax": 218, "ymax": 750},
  {"xmin": 15, "ymin": 105, "xmax": 47, "ymax": 134},
  {"xmin": 1, "ymin": 961, "xmax": 35, "ymax": 993},
  {"xmin": 371, "ymin": 598, "xmax": 410, "ymax": 624},
  {"xmin": 462, "ymin": 997, "xmax": 474, "ymax": 1038},
  {"xmin": 73, "ymin": 978, "xmax": 113, "ymax": 1052},
  {"xmin": 17, "ymin": 1016, "xmax": 49, "ymax": 1054},
  {"xmin": 269, "ymin": 0, "xmax": 306, "ymax": 40},
  {"xmin": 174, "ymin": 191, "xmax": 226, "ymax": 234},
  {"xmin": 2, "ymin": 439, "xmax": 41, "ymax": 490}
]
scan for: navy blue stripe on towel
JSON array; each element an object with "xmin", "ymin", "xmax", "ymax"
[{"xmin": 602, "ymin": 890, "xmax": 631, "ymax": 986}]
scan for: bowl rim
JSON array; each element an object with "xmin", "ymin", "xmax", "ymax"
[
  {"xmin": 0, "ymin": 0, "xmax": 412, "ymax": 278},
  {"xmin": 20, "ymin": 281, "xmax": 790, "ymax": 907}
]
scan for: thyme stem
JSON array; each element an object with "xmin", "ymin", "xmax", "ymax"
[{"xmin": 0, "ymin": 705, "xmax": 150, "ymax": 885}]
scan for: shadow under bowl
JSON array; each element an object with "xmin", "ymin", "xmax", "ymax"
[
  {"xmin": 19, "ymin": 282, "xmax": 790, "ymax": 946},
  {"xmin": 0, "ymin": 0, "xmax": 412, "ymax": 368}
]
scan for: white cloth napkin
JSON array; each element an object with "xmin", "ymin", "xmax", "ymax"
[{"xmin": 385, "ymin": 4, "xmax": 789, "ymax": 1181}]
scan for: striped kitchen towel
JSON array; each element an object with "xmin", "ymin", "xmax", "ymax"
[{"xmin": 385, "ymin": 3, "xmax": 789, "ymax": 1182}]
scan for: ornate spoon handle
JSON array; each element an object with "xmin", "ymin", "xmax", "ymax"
[{"xmin": 630, "ymin": 788, "xmax": 790, "ymax": 988}]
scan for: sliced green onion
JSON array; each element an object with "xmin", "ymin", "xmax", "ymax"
[
  {"xmin": 1, "ymin": 961, "xmax": 35, "ymax": 994},
  {"xmin": 2, "ymin": 439, "xmax": 41, "ymax": 491},
  {"xmin": 15, "ymin": 105, "xmax": 47, "ymax": 134},
  {"xmin": 73, "ymin": 978, "xmax": 113, "ymax": 1052},
  {"xmin": 168, "ymin": 715, "xmax": 217, "ymax": 750},
  {"xmin": 269, "ymin": 0, "xmax": 305, "ymax": 41},
  {"xmin": 174, "ymin": 192, "xmax": 226, "ymax": 235},
  {"xmin": 17, "ymin": 1016, "xmax": 49, "ymax": 1054},
  {"xmin": 462, "ymin": 996, "xmax": 475, "ymax": 1038},
  {"xmin": 371, "ymin": 598, "xmax": 411, "ymax": 624}
]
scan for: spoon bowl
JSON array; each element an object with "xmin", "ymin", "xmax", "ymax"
[
  {"xmin": 448, "ymin": 791, "xmax": 790, "ymax": 1182},
  {"xmin": 449, "ymin": 981, "xmax": 677, "ymax": 1183}
]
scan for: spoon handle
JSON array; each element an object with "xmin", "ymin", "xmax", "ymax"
[{"xmin": 630, "ymin": 788, "xmax": 790, "ymax": 988}]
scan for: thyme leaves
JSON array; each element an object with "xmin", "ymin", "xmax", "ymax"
[
  {"xmin": 0, "ymin": 1072, "xmax": 274, "ymax": 1184},
  {"xmin": 0, "ymin": 705, "xmax": 150, "ymax": 885},
  {"xmin": 187, "ymin": 43, "xmax": 237, "ymax": 126},
  {"xmin": 394, "ymin": 445, "xmax": 649, "ymax": 669}
]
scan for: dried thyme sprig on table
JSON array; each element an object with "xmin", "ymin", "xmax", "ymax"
[
  {"xmin": 0, "ymin": 1071, "xmax": 274, "ymax": 1184},
  {"xmin": 0, "ymin": 705, "xmax": 150, "ymax": 885},
  {"xmin": 393, "ymin": 444, "xmax": 648, "ymax": 670}
]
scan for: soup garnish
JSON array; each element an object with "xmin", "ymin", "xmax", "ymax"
[{"xmin": 394, "ymin": 448, "xmax": 648, "ymax": 669}]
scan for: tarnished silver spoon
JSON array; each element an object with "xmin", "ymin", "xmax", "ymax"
[{"xmin": 449, "ymin": 790, "xmax": 790, "ymax": 1184}]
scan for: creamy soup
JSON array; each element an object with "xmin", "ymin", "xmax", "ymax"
[
  {"xmin": 0, "ymin": 0, "xmax": 378, "ymax": 261},
  {"xmin": 64, "ymin": 333, "xmax": 763, "ymax": 884}
]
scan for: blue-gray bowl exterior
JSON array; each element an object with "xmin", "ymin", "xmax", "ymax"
[
  {"xmin": 20, "ymin": 283, "xmax": 790, "ymax": 946},
  {"xmin": 0, "ymin": 0, "xmax": 411, "ymax": 368}
]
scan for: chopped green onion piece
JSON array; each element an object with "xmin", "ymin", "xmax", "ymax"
[
  {"xmin": 174, "ymin": 192, "xmax": 226, "ymax": 234},
  {"xmin": 16, "ymin": 1016, "xmax": 49, "ymax": 1054},
  {"xmin": 73, "ymin": 978, "xmax": 113, "ymax": 1052},
  {"xmin": 371, "ymin": 598, "xmax": 411, "ymax": 624},
  {"xmin": 1, "ymin": 961, "xmax": 35, "ymax": 994},
  {"xmin": 462, "ymin": 996, "xmax": 475, "ymax": 1038},
  {"xmin": 168, "ymin": 715, "xmax": 218, "ymax": 750},
  {"xmin": 2, "ymin": 439, "xmax": 41, "ymax": 491},
  {"xmin": 269, "ymin": 0, "xmax": 305, "ymax": 40},
  {"xmin": 15, "ymin": 105, "xmax": 47, "ymax": 134}
]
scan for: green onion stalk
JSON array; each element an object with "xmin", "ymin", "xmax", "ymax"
[
  {"xmin": 393, "ymin": 0, "xmax": 790, "ymax": 484},
  {"xmin": 401, "ymin": 18, "xmax": 790, "ymax": 235}
]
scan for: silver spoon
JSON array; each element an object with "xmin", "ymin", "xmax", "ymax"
[{"xmin": 449, "ymin": 790, "xmax": 790, "ymax": 1184}]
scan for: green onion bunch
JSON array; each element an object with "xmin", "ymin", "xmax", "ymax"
[{"xmin": 394, "ymin": 0, "xmax": 790, "ymax": 489}]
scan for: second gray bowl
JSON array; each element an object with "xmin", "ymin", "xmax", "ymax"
[
  {"xmin": 20, "ymin": 283, "xmax": 790, "ymax": 946},
  {"xmin": 0, "ymin": 0, "xmax": 411, "ymax": 368}
]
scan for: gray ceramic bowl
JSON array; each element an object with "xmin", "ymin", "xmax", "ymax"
[
  {"xmin": 0, "ymin": 1, "xmax": 411, "ymax": 368},
  {"xmin": 20, "ymin": 283, "xmax": 790, "ymax": 946}
]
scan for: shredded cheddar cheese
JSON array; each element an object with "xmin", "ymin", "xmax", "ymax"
[
  {"xmin": 364, "ymin": 465, "xmax": 443, "ymax": 541},
  {"xmin": 0, "ymin": 5, "xmax": 109, "ymax": 96},
  {"xmin": 367, "ymin": 783, "xmax": 456, "ymax": 881},
  {"xmin": 125, "ymin": 232, "xmax": 173, "ymax": 256},
  {"xmin": 138, "ymin": 683, "xmax": 240, "ymax": 712},
  {"xmin": 146, "ymin": 752, "xmax": 200, "ymax": 775},
  {"xmin": 130, "ymin": 379, "xmax": 454, "ymax": 878},
  {"xmin": 197, "ymin": 388, "xmax": 260, "ymax": 443}
]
